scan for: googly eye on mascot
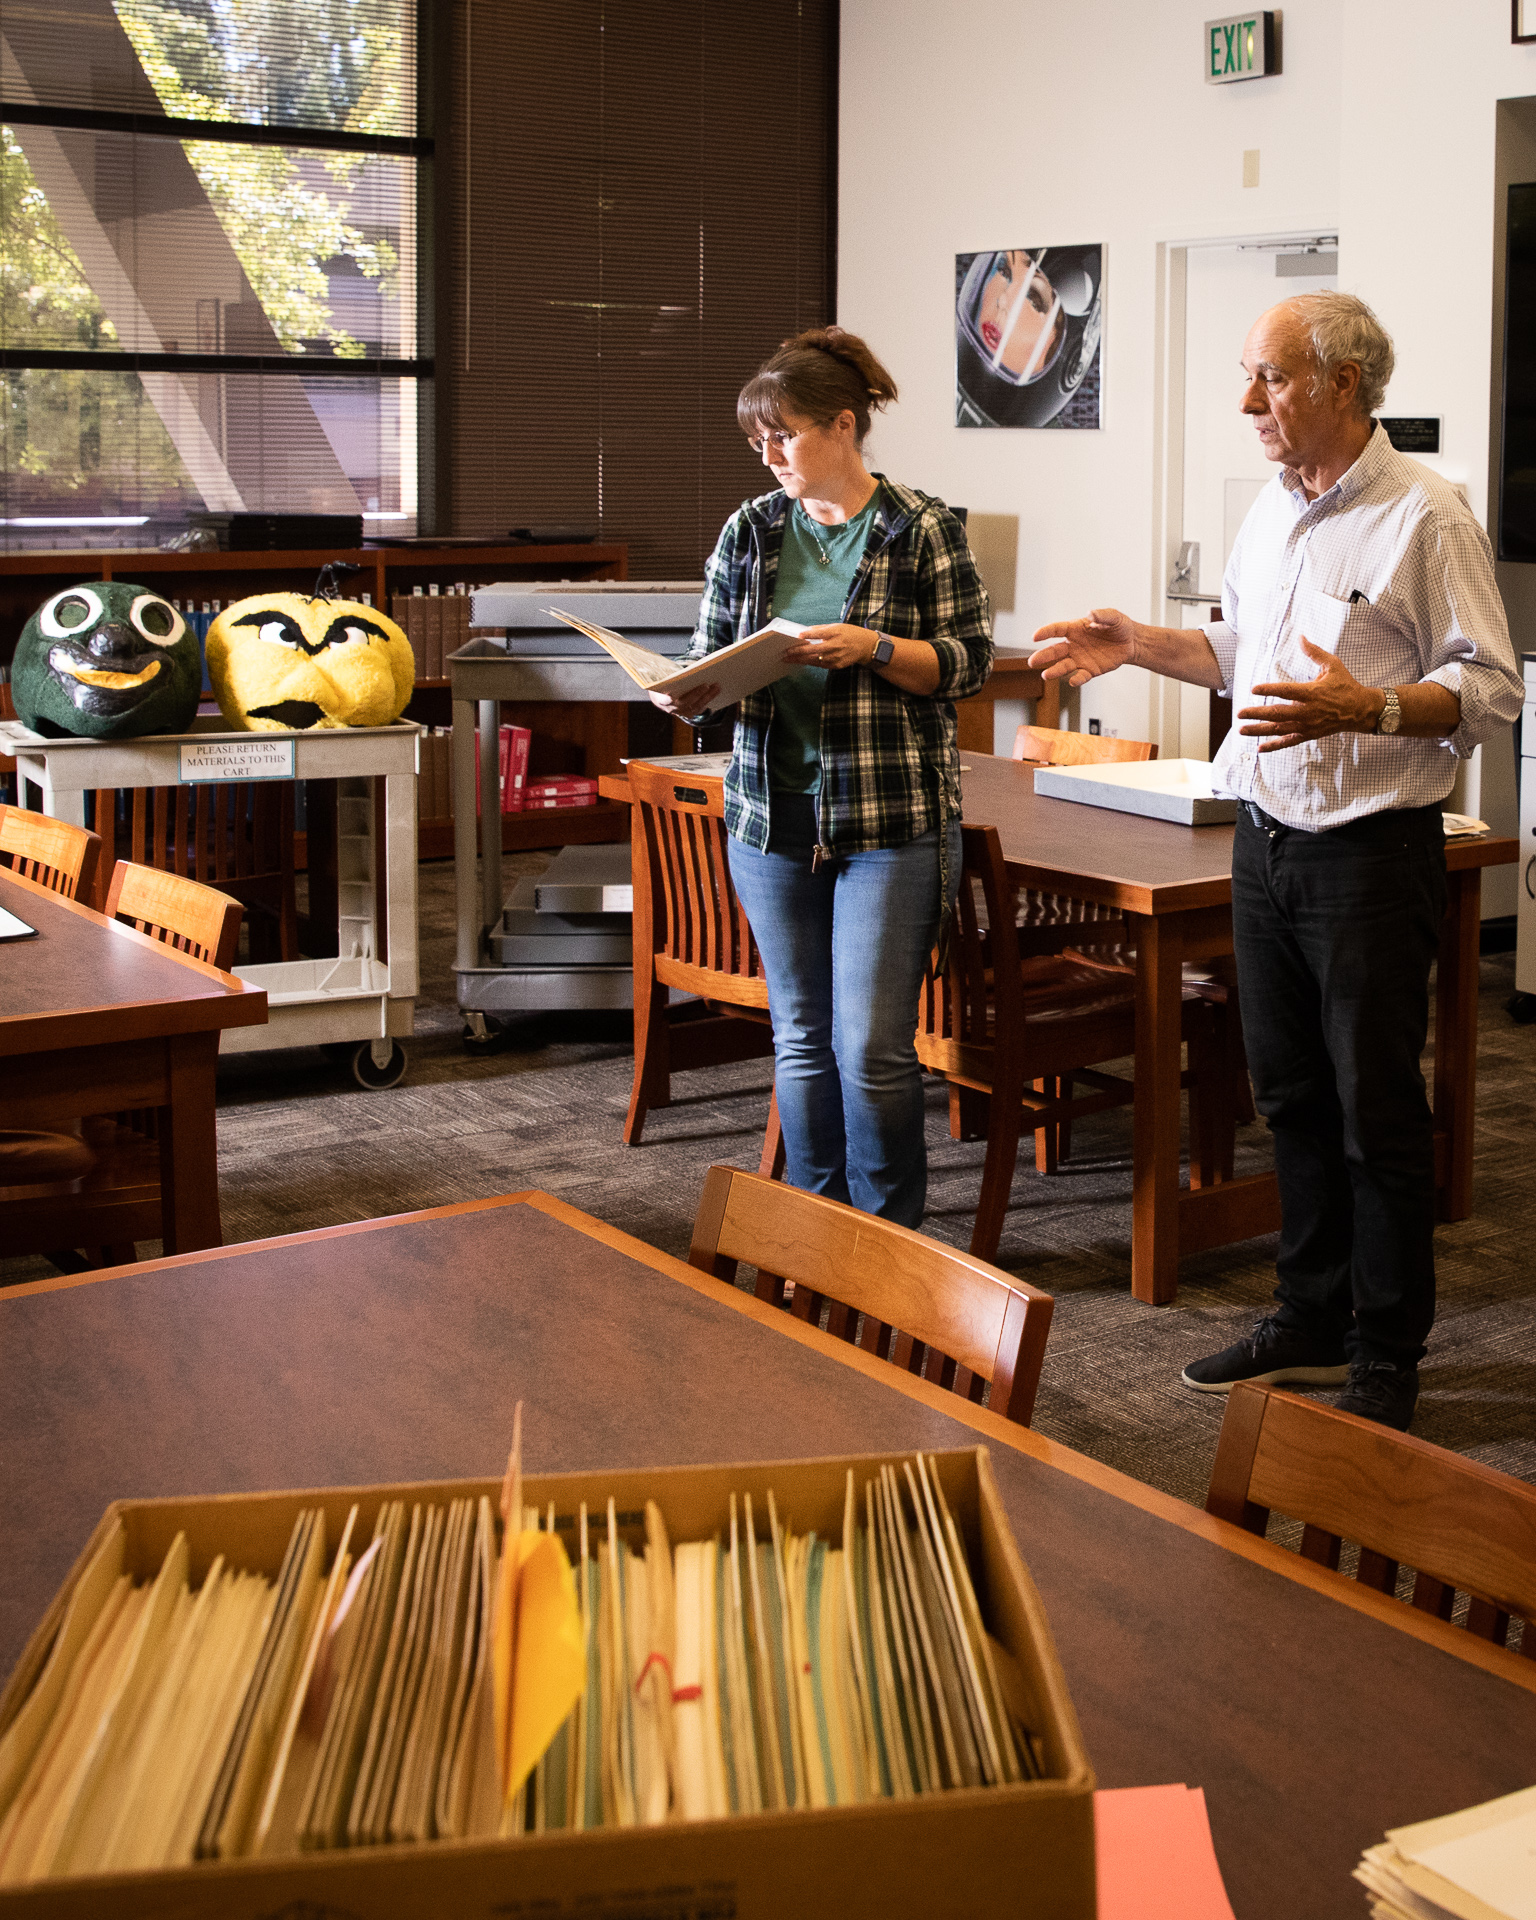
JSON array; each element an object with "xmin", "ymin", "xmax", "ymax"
[
  {"xmin": 206, "ymin": 567, "xmax": 415, "ymax": 732},
  {"xmin": 12, "ymin": 582, "xmax": 203, "ymax": 737}
]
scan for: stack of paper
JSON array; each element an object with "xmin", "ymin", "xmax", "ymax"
[
  {"xmin": 0, "ymin": 1452, "xmax": 1047, "ymax": 1880},
  {"xmin": 1355, "ymin": 1785, "xmax": 1536, "ymax": 1920}
]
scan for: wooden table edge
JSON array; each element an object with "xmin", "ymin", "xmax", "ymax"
[
  {"xmin": 9, "ymin": 1187, "xmax": 1534, "ymax": 1698},
  {"xmin": 0, "ymin": 867, "xmax": 267, "ymax": 1040},
  {"xmin": 0, "ymin": 867, "xmax": 262, "ymax": 993}
]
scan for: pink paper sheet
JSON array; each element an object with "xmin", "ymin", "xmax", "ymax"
[{"xmin": 1095, "ymin": 1784, "xmax": 1238, "ymax": 1920}]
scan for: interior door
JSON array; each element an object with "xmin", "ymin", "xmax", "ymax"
[{"xmin": 1176, "ymin": 242, "xmax": 1338, "ymax": 756}]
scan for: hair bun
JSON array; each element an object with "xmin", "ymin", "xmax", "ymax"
[
  {"xmin": 737, "ymin": 327, "xmax": 898, "ymax": 446},
  {"xmin": 778, "ymin": 326, "xmax": 898, "ymax": 408}
]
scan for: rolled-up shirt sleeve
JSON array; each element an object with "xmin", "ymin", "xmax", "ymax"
[
  {"xmin": 918, "ymin": 512, "xmax": 993, "ymax": 699},
  {"xmin": 1201, "ymin": 546, "xmax": 1245, "ymax": 698},
  {"xmin": 1413, "ymin": 518, "xmax": 1524, "ymax": 757},
  {"xmin": 1205, "ymin": 621, "xmax": 1239, "ymax": 698}
]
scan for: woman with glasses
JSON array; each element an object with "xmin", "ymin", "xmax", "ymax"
[{"xmin": 653, "ymin": 327, "xmax": 993, "ymax": 1227}]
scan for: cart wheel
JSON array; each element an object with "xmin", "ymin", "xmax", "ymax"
[
  {"xmin": 461, "ymin": 1016, "xmax": 511, "ymax": 1056},
  {"xmin": 353, "ymin": 1040, "xmax": 408, "ymax": 1089},
  {"xmin": 1507, "ymin": 992, "xmax": 1536, "ymax": 1026}
]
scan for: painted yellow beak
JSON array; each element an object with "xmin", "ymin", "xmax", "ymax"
[{"xmin": 55, "ymin": 658, "xmax": 163, "ymax": 690}]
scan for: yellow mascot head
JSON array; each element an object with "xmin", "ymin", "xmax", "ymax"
[{"xmin": 207, "ymin": 575, "xmax": 415, "ymax": 732}]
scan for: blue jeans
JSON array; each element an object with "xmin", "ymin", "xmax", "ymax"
[{"xmin": 727, "ymin": 801, "xmax": 960, "ymax": 1227}]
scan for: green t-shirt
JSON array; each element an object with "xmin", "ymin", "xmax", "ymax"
[{"xmin": 767, "ymin": 487, "xmax": 882, "ymax": 794}]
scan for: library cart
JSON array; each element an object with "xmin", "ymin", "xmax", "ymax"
[{"xmin": 1, "ymin": 716, "xmax": 419, "ymax": 1089}]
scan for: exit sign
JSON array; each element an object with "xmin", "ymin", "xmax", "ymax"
[{"xmin": 1206, "ymin": 12, "xmax": 1277, "ymax": 83}]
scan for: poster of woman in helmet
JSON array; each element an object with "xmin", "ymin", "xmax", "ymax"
[{"xmin": 955, "ymin": 246, "xmax": 1103, "ymax": 428}]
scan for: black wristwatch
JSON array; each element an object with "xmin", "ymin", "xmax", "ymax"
[{"xmin": 870, "ymin": 634, "xmax": 895, "ymax": 668}]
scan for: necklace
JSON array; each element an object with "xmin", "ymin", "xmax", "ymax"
[{"xmin": 799, "ymin": 508, "xmax": 834, "ymax": 566}]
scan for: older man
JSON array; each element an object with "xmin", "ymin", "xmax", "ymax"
[{"xmin": 1031, "ymin": 293, "xmax": 1522, "ymax": 1431}]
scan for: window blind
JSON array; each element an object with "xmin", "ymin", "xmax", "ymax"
[
  {"xmin": 1, "ymin": 0, "xmax": 424, "ymax": 546},
  {"xmin": 433, "ymin": 0, "xmax": 837, "ymax": 578}
]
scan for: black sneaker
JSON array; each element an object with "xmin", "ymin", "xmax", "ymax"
[
  {"xmin": 1334, "ymin": 1361, "xmax": 1419, "ymax": 1432},
  {"xmin": 1180, "ymin": 1315, "xmax": 1349, "ymax": 1394}
]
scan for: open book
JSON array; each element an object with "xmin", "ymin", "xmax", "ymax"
[{"xmin": 546, "ymin": 609, "xmax": 806, "ymax": 707}]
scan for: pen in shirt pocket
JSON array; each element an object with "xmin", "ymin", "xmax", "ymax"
[{"xmin": 1348, "ymin": 589, "xmax": 1371, "ymax": 605}]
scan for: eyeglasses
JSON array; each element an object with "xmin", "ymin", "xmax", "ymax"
[{"xmin": 746, "ymin": 427, "xmax": 807, "ymax": 456}]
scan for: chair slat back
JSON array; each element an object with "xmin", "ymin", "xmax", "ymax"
[
  {"xmin": 689, "ymin": 1164, "xmax": 1054, "ymax": 1425},
  {"xmin": 0, "ymin": 805, "xmax": 101, "ymax": 900},
  {"xmin": 629, "ymin": 761, "xmax": 769, "ymax": 996},
  {"xmin": 1208, "ymin": 1382, "xmax": 1536, "ymax": 1652},
  {"xmin": 91, "ymin": 783, "xmax": 296, "ymax": 955},
  {"xmin": 1013, "ymin": 724, "xmax": 1158, "ymax": 766},
  {"xmin": 104, "ymin": 859, "xmax": 244, "ymax": 971}
]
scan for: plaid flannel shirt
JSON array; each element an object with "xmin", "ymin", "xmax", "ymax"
[{"xmin": 686, "ymin": 477, "xmax": 994, "ymax": 854}]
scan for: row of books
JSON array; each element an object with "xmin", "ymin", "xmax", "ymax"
[
  {"xmin": 389, "ymin": 588, "xmax": 488, "ymax": 681},
  {"xmin": 0, "ymin": 1455, "xmax": 1036, "ymax": 1880},
  {"xmin": 415, "ymin": 729, "xmax": 599, "ymax": 823}
]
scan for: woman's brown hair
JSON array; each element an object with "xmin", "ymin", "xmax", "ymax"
[{"xmin": 736, "ymin": 326, "xmax": 898, "ymax": 445}]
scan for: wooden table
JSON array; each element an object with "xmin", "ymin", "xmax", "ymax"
[
  {"xmin": 0, "ymin": 869, "xmax": 266, "ymax": 1256},
  {"xmin": 960, "ymin": 753, "xmax": 1517, "ymax": 1305},
  {"xmin": 2, "ymin": 1194, "xmax": 1532, "ymax": 1919}
]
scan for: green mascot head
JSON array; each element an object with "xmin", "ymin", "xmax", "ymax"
[{"xmin": 12, "ymin": 582, "xmax": 203, "ymax": 738}]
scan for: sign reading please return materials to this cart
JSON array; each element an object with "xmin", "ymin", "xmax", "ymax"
[{"xmin": 178, "ymin": 737, "xmax": 296, "ymax": 783}]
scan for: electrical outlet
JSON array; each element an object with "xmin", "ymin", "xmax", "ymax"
[{"xmin": 1088, "ymin": 718, "xmax": 1101, "ymax": 735}]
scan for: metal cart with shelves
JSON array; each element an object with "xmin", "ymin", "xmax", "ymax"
[
  {"xmin": 1, "ymin": 716, "xmax": 419, "ymax": 1088},
  {"xmin": 450, "ymin": 585, "xmax": 702, "ymax": 1028}
]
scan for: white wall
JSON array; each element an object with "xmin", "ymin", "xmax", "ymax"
[{"xmin": 841, "ymin": 0, "xmax": 1535, "ymax": 909}]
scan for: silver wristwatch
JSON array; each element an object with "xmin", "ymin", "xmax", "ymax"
[
  {"xmin": 870, "ymin": 634, "xmax": 895, "ymax": 667},
  {"xmin": 1376, "ymin": 688, "xmax": 1402, "ymax": 735}
]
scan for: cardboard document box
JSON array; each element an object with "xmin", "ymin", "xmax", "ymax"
[{"xmin": 0, "ymin": 1449, "xmax": 1095, "ymax": 1919}]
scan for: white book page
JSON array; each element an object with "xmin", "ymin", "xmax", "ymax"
[{"xmin": 545, "ymin": 606, "xmax": 807, "ymax": 705}]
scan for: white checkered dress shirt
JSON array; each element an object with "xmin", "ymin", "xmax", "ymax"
[{"xmin": 1205, "ymin": 423, "xmax": 1523, "ymax": 831}]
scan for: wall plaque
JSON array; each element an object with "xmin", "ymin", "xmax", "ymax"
[{"xmin": 1382, "ymin": 418, "xmax": 1442, "ymax": 455}]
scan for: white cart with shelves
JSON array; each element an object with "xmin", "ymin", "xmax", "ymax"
[{"xmin": 1, "ymin": 716, "xmax": 419, "ymax": 1087}]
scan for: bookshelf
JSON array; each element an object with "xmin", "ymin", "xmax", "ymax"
[{"xmin": 0, "ymin": 541, "xmax": 628, "ymax": 659}]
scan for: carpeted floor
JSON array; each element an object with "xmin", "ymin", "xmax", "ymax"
[{"xmin": 9, "ymin": 857, "xmax": 1535, "ymax": 1510}]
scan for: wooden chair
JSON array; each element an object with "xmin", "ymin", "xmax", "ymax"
[
  {"xmin": 1013, "ymin": 723, "xmax": 1158, "ymax": 767},
  {"xmin": 1006, "ymin": 725, "xmax": 1255, "ymax": 1164},
  {"xmin": 1006, "ymin": 728, "xmax": 1154, "ymax": 965},
  {"xmin": 0, "ymin": 1131, "xmax": 96, "ymax": 1184},
  {"xmin": 0, "ymin": 804, "xmax": 101, "ymax": 900},
  {"xmin": 1208, "ymin": 1381, "xmax": 1536, "ymax": 1657},
  {"xmin": 918, "ymin": 823, "xmax": 1225, "ymax": 1261},
  {"xmin": 105, "ymin": 860, "xmax": 244, "ymax": 970},
  {"xmin": 624, "ymin": 760, "xmax": 783, "ymax": 1175},
  {"xmin": 689, "ymin": 1163, "xmax": 1054, "ymax": 1426},
  {"xmin": 87, "ymin": 782, "xmax": 297, "ymax": 962},
  {"xmin": 0, "ymin": 867, "xmax": 243, "ymax": 1273}
]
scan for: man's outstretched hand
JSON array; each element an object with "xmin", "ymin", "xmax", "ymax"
[
  {"xmin": 1029, "ymin": 608, "xmax": 1140, "ymax": 687},
  {"xmin": 1238, "ymin": 638, "xmax": 1380, "ymax": 752}
]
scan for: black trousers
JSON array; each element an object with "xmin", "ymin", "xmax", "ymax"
[{"xmin": 1230, "ymin": 803, "xmax": 1447, "ymax": 1366}]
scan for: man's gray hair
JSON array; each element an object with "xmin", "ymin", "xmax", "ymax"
[{"xmin": 1288, "ymin": 292, "xmax": 1394, "ymax": 416}]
